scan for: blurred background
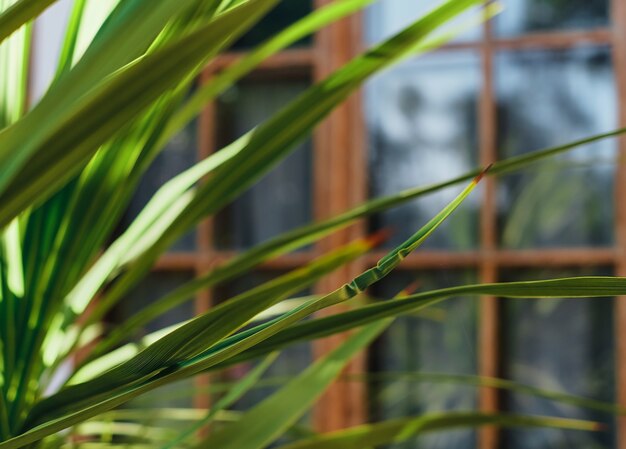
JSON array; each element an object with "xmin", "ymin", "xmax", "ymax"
[{"xmin": 29, "ymin": 1, "xmax": 624, "ymax": 448}]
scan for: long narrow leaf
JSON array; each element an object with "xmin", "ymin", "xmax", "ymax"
[
  {"xmin": 222, "ymin": 276, "xmax": 626, "ymax": 366},
  {"xmin": 0, "ymin": 0, "xmax": 279, "ymax": 225},
  {"xmin": 80, "ymin": 0, "xmax": 486, "ymax": 332},
  {"xmin": 0, "ymin": 0, "xmax": 54, "ymax": 45},
  {"xmin": 10, "ymin": 165, "xmax": 482, "ymax": 446},
  {"xmin": 33, "ymin": 237, "xmax": 376, "ymax": 420},
  {"xmin": 196, "ymin": 321, "xmax": 391, "ymax": 449},
  {"xmin": 161, "ymin": 352, "xmax": 279, "ymax": 449},
  {"xmin": 272, "ymin": 412, "xmax": 601, "ymax": 449}
]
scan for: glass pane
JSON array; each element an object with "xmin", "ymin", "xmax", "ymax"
[
  {"xmin": 232, "ymin": 0, "xmax": 313, "ymax": 49},
  {"xmin": 495, "ymin": 0, "xmax": 609, "ymax": 37},
  {"xmin": 364, "ymin": 1, "xmax": 482, "ymax": 44},
  {"xmin": 501, "ymin": 268, "xmax": 615, "ymax": 449},
  {"xmin": 366, "ymin": 52, "xmax": 480, "ymax": 250},
  {"xmin": 112, "ymin": 271, "xmax": 196, "ymax": 410},
  {"xmin": 121, "ymin": 119, "xmax": 198, "ymax": 252},
  {"xmin": 369, "ymin": 270, "xmax": 478, "ymax": 449},
  {"xmin": 214, "ymin": 79, "xmax": 313, "ymax": 250},
  {"xmin": 496, "ymin": 47, "xmax": 617, "ymax": 249}
]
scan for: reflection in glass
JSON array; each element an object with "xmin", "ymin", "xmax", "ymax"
[
  {"xmin": 121, "ymin": 120, "xmax": 198, "ymax": 252},
  {"xmin": 112, "ymin": 272, "xmax": 195, "ymax": 410},
  {"xmin": 495, "ymin": 0, "xmax": 608, "ymax": 37},
  {"xmin": 501, "ymin": 269, "xmax": 615, "ymax": 449},
  {"xmin": 369, "ymin": 271, "xmax": 478, "ymax": 449},
  {"xmin": 496, "ymin": 47, "xmax": 616, "ymax": 249},
  {"xmin": 232, "ymin": 0, "xmax": 312, "ymax": 49},
  {"xmin": 364, "ymin": 1, "xmax": 482, "ymax": 44},
  {"xmin": 366, "ymin": 52, "xmax": 480, "ymax": 250},
  {"xmin": 215, "ymin": 79, "xmax": 313, "ymax": 250}
]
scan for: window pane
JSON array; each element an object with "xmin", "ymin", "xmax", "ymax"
[
  {"xmin": 501, "ymin": 268, "xmax": 615, "ymax": 449},
  {"xmin": 369, "ymin": 270, "xmax": 478, "ymax": 449},
  {"xmin": 495, "ymin": 0, "xmax": 609, "ymax": 37},
  {"xmin": 231, "ymin": 0, "xmax": 312, "ymax": 50},
  {"xmin": 121, "ymin": 120, "xmax": 198, "ymax": 252},
  {"xmin": 214, "ymin": 79, "xmax": 313, "ymax": 250},
  {"xmin": 496, "ymin": 47, "xmax": 617, "ymax": 249},
  {"xmin": 112, "ymin": 271, "xmax": 196, "ymax": 410},
  {"xmin": 364, "ymin": 1, "xmax": 482, "ymax": 44},
  {"xmin": 366, "ymin": 52, "xmax": 480, "ymax": 250}
]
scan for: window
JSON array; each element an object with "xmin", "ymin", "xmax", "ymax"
[
  {"xmin": 31, "ymin": 1, "xmax": 626, "ymax": 448},
  {"xmin": 361, "ymin": 1, "xmax": 624, "ymax": 449},
  {"xmin": 117, "ymin": 1, "xmax": 626, "ymax": 447}
]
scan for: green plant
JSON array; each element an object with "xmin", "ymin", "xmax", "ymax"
[{"xmin": 0, "ymin": 0, "xmax": 625, "ymax": 448}]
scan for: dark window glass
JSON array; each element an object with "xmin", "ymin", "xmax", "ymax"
[
  {"xmin": 121, "ymin": 119, "xmax": 198, "ymax": 252},
  {"xmin": 214, "ymin": 78, "xmax": 313, "ymax": 250},
  {"xmin": 369, "ymin": 270, "xmax": 478, "ymax": 449},
  {"xmin": 500, "ymin": 268, "xmax": 615, "ymax": 449},
  {"xmin": 496, "ymin": 47, "xmax": 617, "ymax": 249},
  {"xmin": 364, "ymin": 1, "xmax": 482, "ymax": 44},
  {"xmin": 366, "ymin": 52, "xmax": 480, "ymax": 250},
  {"xmin": 232, "ymin": 0, "xmax": 313, "ymax": 49},
  {"xmin": 495, "ymin": 0, "xmax": 609, "ymax": 37}
]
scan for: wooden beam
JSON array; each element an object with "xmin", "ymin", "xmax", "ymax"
[
  {"xmin": 478, "ymin": 11, "xmax": 500, "ymax": 449},
  {"xmin": 312, "ymin": 0, "xmax": 367, "ymax": 432}
]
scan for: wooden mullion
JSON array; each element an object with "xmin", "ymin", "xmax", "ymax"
[
  {"xmin": 478, "ymin": 9, "xmax": 500, "ymax": 449},
  {"xmin": 364, "ymin": 248, "xmax": 617, "ymax": 269},
  {"xmin": 611, "ymin": 0, "xmax": 626, "ymax": 447},
  {"xmin": 420, "ymin": 28, "xmax": 612, "ymax": 55},
  {"xmin": 201, "ymin": 251, "xmax": 318, "ymax": 268},
  {"xmin": 342, "ymin": 10, "xmax": 370, "ymax": 429},
  {"xmin": 154, "ymin": 253, "xmax": 198, "ymax": 270},
  {"xmin": 192, "ymin": 68, "xmax": 219, "ymax": 418},
  {"xmin": 492, "ymin": 27, "xmax": 612, "ymax": 50},
  {"xmin": 311, "ymin": 0, "xmax": 367, "ymax": 432},
  {"xmin": 209, "ymin": 48, "xmax": 315, "ymax": 72}
]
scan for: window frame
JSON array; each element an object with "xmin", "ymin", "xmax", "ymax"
[{"xmin": 147, "ymin": 1, "xmax": 626, "ymax": 448}]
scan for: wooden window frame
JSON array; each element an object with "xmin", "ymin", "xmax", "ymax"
[{"xmin": 149, "ymin": 1, "xmax": 626, "ymax": 447}]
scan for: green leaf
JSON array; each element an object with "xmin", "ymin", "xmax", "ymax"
[
  {"xmin": 31, "ymin": 237, "xmax": 374, "ymax": 422},
  {"xmin": 164, "ymin": 0, "xmax": 378, "ymax": 140},
  {"xmin": 160, "ymin": 352, "xmax": 279, "ymax": 449},
  {"xmin": 0, "ymin": 0, "xmax": 279, "ymax": 226},
  {"xmin": 10, "ymin": 165, "xmax": 480, "ymax": 446},
  {"xmin": 272, "ymin": 412, "xmax": 601, "ymax": 449},
  {"xmin": 196, "ymin": 321, "xmax": 392, "ymax": 449},
  {"xmin": 223, "ymin": 276, "xmax": 626, "ymax": 365},
  {"xmin": 0, "ymin": 0, "xmax": 54, "ymax": 45},
  {"xmin": 75, "ymin": 122, "xmax": 626, "ymax": 345},
  {"xmin": 81, "ymin": 0, "xmax": 486, "ymax": 328},
  {"xmin": 62, "ymin": 0, "xmax": 383, "ymax": 330},
  {"xmin": 344, "ymin": 371, "xmax": 626, "ymax": 417}
]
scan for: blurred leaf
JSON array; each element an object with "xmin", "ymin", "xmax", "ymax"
[
  {"xmin": 196, "ymin": 321, "xmax": 392, "ymax": 449},
  {"xmin": 273, "ymin": 412, "xmax": 601, "ymax": 449},
  {"xmin": 160, "ymin": 352, "xmax": 279, "ymax": 449},
  {"xmin": 0, "ymin": 0, "xmax": 54, "ymax": 45}
]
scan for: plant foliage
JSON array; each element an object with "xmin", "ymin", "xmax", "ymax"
[{"xmin": 0, "ymin": 0, "xmax": 624, "ymax": 448}]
